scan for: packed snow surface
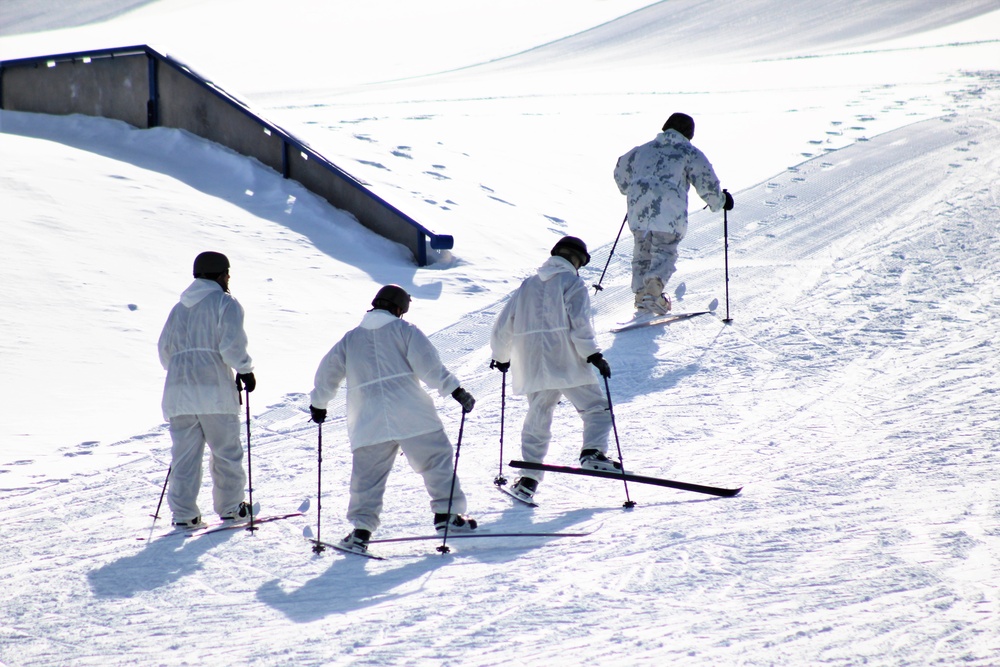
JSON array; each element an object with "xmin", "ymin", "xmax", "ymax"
[{"xmin": 1, "ymin": 1, "xmax": 999, "ymax": 665}]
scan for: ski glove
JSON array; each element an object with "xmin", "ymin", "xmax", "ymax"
[
  {"xmin": 310, "ymin": 405, "xmax": 327, "ymax": 424},
  {"xmin": 723, "ymin": 190, "xmax": 735, "ymax": 211},
  {"xmin": 490, "ymin": 359, "xmax": 511, "ymax": 373},
  {"xmin": 587, "ymin": 353, "xmax": 611, "ymax": 378},
  {"xmin": 452, "ymin": 387, "xmax": 476, "ymax": 413},
  {"xmin": 236, "ymin": 372, "xmax": 256, "ymax": 393}
]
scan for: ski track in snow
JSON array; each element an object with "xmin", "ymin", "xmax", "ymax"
[{"xmin": 2, "ymin": 110, "xmax": 999, "ymax": 666}]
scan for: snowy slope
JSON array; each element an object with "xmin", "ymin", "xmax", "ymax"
[{"xmin": 2, "ymin": 1, "xmax": 1000, "ymax": 666}]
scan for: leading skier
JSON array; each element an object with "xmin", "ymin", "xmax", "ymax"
[{"xmin": 614, "ymin": 112, "xmax": 734, "ymax": 315}]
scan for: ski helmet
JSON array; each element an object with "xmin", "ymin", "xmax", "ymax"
[
  {"xmin": 371, "ymin": 284, "xmax": 411, "ymax": 316},
  {"xmin": 193, "ymin": 251, "xmax": 230, "ymax": 277},
  {"xmin": 551, "ymin": 236, "xmax": 590, "ymax": 267},
  {"xmin": 663, "ymin": 112, "xmax": 695, "ymax": 140}
]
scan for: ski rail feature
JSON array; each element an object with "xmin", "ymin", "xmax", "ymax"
[{"xmin": 0, "ymin": 45, "xmax": 451, "ymax": 265}]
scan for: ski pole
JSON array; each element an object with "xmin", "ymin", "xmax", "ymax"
[
  {"xmin": 592, "ymin": 213, "xmax": 628, "ymax": 294},
  {"xmin": 239, "ymin": 381, "xmax": 258, "ymax": 534},
  {"xmin": 312, "ymin": 422, "xmax": 325, "ymax": 553},
  {"xmin": 493, "ymin": 368, "xmax": 507, "ymax": 487},
  {"xmin": 603, "ymin": 376, "xmax": 635, "ymax": 509},
  {"xmin": 437, "ymin": 410, "xmax": 467, "ymax": 554},
  {"xmin": 723, "ymin": 189, "xmax": 733, "ymax": 324},
  {"xmin": 151, "ymin": 465, "xmax": 171, "ymax": 520}
]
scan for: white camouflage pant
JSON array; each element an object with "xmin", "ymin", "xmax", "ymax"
[
  {"xmin": 631, "ymin": 230, "xmax": 682, "ymax": 295},
  {"xmin": 167, "ymin": 413, "xmax": 247, "ymax": 522},
  {"xmin": 348, "ymin": 429, "xmax": 466, "ymax": 532},
  {"xmin": 519, "ymin": 383, "xmax": 612, "ymax": 482}
]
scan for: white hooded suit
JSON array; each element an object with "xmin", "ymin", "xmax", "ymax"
[
  {"xmin": 491, "ymin": 255, "xmax": 611, "ymax": 479},
  {"xmin": 158, "ymin": 278, "xmax": 254, "ymax": 522},
  {"xmin": 310, "ymin": 308, "xmax": 468, "ymax": 532}
]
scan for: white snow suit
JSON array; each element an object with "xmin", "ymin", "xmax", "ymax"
[
  {"xmin": 310, "ymin": 309, "xmax": 468, "ymax": 532},
  {"xmin": 490, "ymin": 255, "xmax": 611, "ymax": 479},
  {"xmin": 158, "ymin": 278, "xmax": 254, "ymax": 522},
  {"xmin": 614, "ymin": 128, "xmax": 726, "ymax": 294}
]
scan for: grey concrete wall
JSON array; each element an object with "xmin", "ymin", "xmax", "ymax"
[
  {"xmin": 0, "ymin": 47, "xmax": 449, "ymax": 265},
  {"xmin": 1, "ymin": 54, "xmax": 148, "ymax": 128},
  {"xmin": 156, "ymin": 62, "xmax": 285, "ymax": 175},
  {"xmin": 287, "ymin": 149, "xmax": 423, "ymax": 260}
]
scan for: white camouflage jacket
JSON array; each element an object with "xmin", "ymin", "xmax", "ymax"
[
  {"xmin": 491, "ymin": 255, "xmax": 601, "ymax": 396},
  {"xmin": 614, "ymin": 128, "xmax": 725, "ymax": 237},
  {"xmin": 310, "ymin": 309, "xmax": 461, "ymax": 449},
  {"xmin": 158, "ymin": 279, "xmax": 253, "ymax": 419}
]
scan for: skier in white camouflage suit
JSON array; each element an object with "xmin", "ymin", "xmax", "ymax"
[
  {"xmin": 158, "ymin": 251, "xmax": 256, "ymax": 529},
  {"xmin": 308, "ymin": 285, "xmax": 477, "ymax": 554},
  {"xmin": 490, "ymin": 236, "xmax": 621, "ymax": 503},
  {"xmin": 614, "ymin": 112, "xmax": 734, "ymax": 315}
]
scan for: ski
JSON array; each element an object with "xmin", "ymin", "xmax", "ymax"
[
  {"xmin": 611, "ymin": 310, "xmax": 713, "ymax": 333},
  {"xmin": 139, "ymin": 512, "xmax": 303, "ymax": 541},
  {"xmin": 368, "ymin": 528, "xmax": 595, "ymax": 544},
  {"xmin": 496, "ymin": 483, "xmax": 539, "ymax": 507},
  {"xmin": 508, "ymin": 460, "xmax": 742, "ymax": 497},
  {"xmin": 307, "ymin": 526, "xmax": 596, "ymax": 558},
  {"xmin": 309, "ymin": 538, "xmax": 386, "ymax": 560}
]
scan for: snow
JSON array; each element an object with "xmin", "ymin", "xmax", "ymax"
[{"xmin": 1, "ymin": 1, "xmax": 999, "ymax": 665}]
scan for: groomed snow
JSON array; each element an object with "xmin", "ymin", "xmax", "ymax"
[{"xmin": 1, "ymin": 1, "xmax": 999, "ymax": 665}]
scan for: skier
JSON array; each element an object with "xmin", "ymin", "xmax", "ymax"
[
  {"xmin": 614, "ymin": 112, "xmax": 734, "ymax": 315},
  {"xmin": 309, "ymin": 284, "xmax": 478, "ymax": 553},
  {"xmin": 490, "ymin": 236, "xmax": 619, "ymax": 503},
  {"xmin": 158, "ymin": 251, "xmax": 256, "ymax": 528}
]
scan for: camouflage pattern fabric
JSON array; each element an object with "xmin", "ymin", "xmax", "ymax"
[
  {"xmin": 614, "ymin": 129, "xmax": 726, "ymax": 238},
  {"xmin": 631, "ymin": 230, "xmax": 681, "ymax": 293}
]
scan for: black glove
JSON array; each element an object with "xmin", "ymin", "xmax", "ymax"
[
  {"xmin": 310, "ymin": 405, "xmax": 327, "ymax": 424},
  {"xmin": 587, "ymin": 353, "xmax": 611, "ymax": 378},
  {"xmin": 490, "ymin": 359, "xmax": 510, "ymax": 373},
  {"xmin": 723, "ymin": 190, "xmax": 735, "ymax": 211},
  {"xmin": 451, "ymin": 387, "xmax": 476, "ymax": 413},
  {"xmin": 236, "ymin": 372, "xmax": 256, "ymax": 392}
]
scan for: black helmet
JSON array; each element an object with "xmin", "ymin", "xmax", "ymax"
[
  {"xmin": 193, "ymin": 251, "xmax": 230, "ymax": 278},
  {"xmin": 663, "ymin": 112, "xmax": 695, "ymax": 140},
  {"xmin": 372, "ymin": 284, "xmax": 411, "ymax": 316},
  {"xmin": 551, "ymin": 236, "xmax": 590, "ymax": 267}
]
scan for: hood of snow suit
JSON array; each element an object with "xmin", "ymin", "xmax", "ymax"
[
  {"xmin": 537, "ymin": 255, "xmax": 578, "ymax": 281},
  {"xmin": 179, "ymin": 278, "xmax": 224, "ymax": 308},
  {"xmin": 360, "ymin": 309, "xmax": 399, "ymax": 329}
]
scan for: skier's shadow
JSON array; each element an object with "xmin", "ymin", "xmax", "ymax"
[
  {"xmin": 256, "ymin": 508, "xmax": 599, "ymax": 623},
  {"xmin": 256, "ymin": 552, "xmax": 438, "ymax": 622},
  {"xmin": 87, "ymin": 530, "xmax": 238, "ymax": 598},
  {"xmin": 446, "ymin": 506, "xmax": 601, "ymax": 566},
  {"xmin": 601, "ymin": 317, "xmax": 725, "ymax": 406}
]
